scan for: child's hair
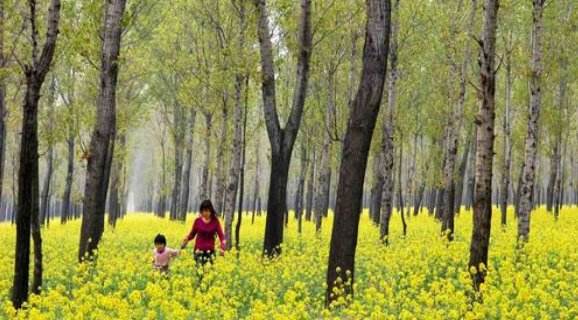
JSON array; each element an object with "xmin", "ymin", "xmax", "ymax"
[
  {"xmin": 199, "ymin": 199, "xmax": 217, "ymax": 218},
  {"xmin": 154, "ymin": 234, "xmax": 167, "ymax": 245}
]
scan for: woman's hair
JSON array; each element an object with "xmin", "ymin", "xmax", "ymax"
[
  {"xmin": 154, "ymin": 234, "xmax": 167, "ymax": 245},
  {"xmin": 199, "ymin": 199, "xmax": 217, "ymax": 218}
]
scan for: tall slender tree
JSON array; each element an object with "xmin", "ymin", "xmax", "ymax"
[
  {"xmin": 0, "ymin": 0, "xmax": 6, "ymax": 209},
  {"xmin": 441, "ymin": 0, "xmax": 476, "ymax": 240},
  {"xmin": 253, "ymin": 0, "xmax": 312, "ymax": 256},
  {"xmin": 12, "ymin": 0, "xmax": 62, "ymax": 308},
  {"xmin": 468, "ymin": 0, "xmax": 499, "ymax": 290},
  {"xmin": 517, "ymin": 0, "xmax": 545, "ymax": 242},
  {"xmin": 499, "ymin": 31, "xmax": 513, "ymax": 226},
  {"xmin": 379, "ymin": 0, "xmax": 398, "ymax": 244},
  {"xmin": 326, "ymin": 0, "xmax": 391, "ymax": 306},
  {"xmin": 79, "ymin": 0, "xmax": 128, "ymax": 261}
]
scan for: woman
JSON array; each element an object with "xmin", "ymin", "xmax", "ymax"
[{"xmin": 181, "ymin": 200, "xmax": 226, "ymax": 265}]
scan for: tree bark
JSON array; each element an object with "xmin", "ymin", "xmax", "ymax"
[
  {"xmin": 546, "ymin": 142, "xmax": 560, "ymax": 212},
  {"xmin": 214, "ymin": 101, "xmax": 229, "ymax": 216},
  {"xmin": 379, "ymin": 0, "xmax": 398, "ymax": 243},
  {"xmin": 200, "ymin": 112, "xmax": 213, "ymax": 202},
  {"xmin": 108, "ymin": 134, "xmax": 126, "ymax": 227},
  {"xmin": 468, "ymin": 0, "xmax": 499, "ymax": 291},
  {"xmin": 305, "ymin": 150, "xmax": 316, "ymax": 221},
  {"xmin": 0, "ymin": 1, "xmax": 6, "ymax": 209},
  {"xmin": 13, "ymin": 0, "xmax": 61, "ymax": 308},
  {"xmin": 225, "ymin": 3, "xmax": 247, "ymax": 249},
  {"xmin": 235, "ymin": 76, "xmax": 249, "ymax": 251},
  {"xmin": 61, "ymin": 115, "xmax": 75, "ymax": 223},
  {"xmin": 314, "ymin": 128, "xmax": 331, "ymax": 232},
  {"xmin": 326, "ymin": 0, "xmax": 391, "ymax": 306},
  {"xmin": 295, "ymin": 143, "xmax": 307, "ymax": 234},
  {"xmin": 500, "ymin": 43, "xmax": 513, "ymax": 226},
  {"xmin": 170, "ymin": 103, "xmax": 185, "ymax": 220},
  {"xmin": 454, "ymin": 133, "xmax": 471, "ymax": 213},
  {"xmin": 251, "ymin": 138, "xmax": 260, "ymax": 224},
  {"xmin": 397, "ymin": 140, "xmax": 406, "ymax": 236},
  {"xmin": 441, "ymin": 0, "xmax": 475, "ymax": 240},
  {"xmin": 369, "ymin": 150, "xmax": 384, "ymax": 224},
  {"xmin": 79, "ymin": 0, "xmax": 127, "ymax": 261},
  {"xmin": 179, "ymin": 109, "xmax": 196, "ymax": 220},
  {"xmin": 156, "ymin": 129, "xmax": 168, "ymax": 218},
  {"xmin": 224, "ymin": 76, "xmax": 244, "ymax": 250},
  {"xmin": 517, "ymin": 0, "xmax": 544, "ymax": 243},
  {"xmin": 40, "ymin": 77, "xmax": 56, "ymax": 226},
  {"xmin": 253, "ymin": 0, "xmax": 312, "ymax": 256}
]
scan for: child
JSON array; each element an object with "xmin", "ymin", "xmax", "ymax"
[{"xmin": 152, "ymin": 234, "xmax": 179, "ymax": 272}]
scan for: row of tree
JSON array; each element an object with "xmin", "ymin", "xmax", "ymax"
[{"xmin": 1, "ymin": 0, "xmax": 575, "ymax": 309}]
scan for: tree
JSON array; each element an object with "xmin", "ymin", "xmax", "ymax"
[
  {"xmin": 517, "ymin": 0, "xmax": 545, "ymax": 242},
  {"xmin": 325, "ymin": 0, "xmax": 391, "ymax": 306},
  {"xmin": 499, "ymin": 29, "xmax": 514, "ymax": 226},
  {"xmin": 253, "ymin": 0, "xmax": 312, "ymax": 256},
  {"xmin": 39, "ymin": 76, "xmax": 56, "ymax": 226},
  {"xmin": 224, "ymin": 0, "xmax": 248, "ymax": 250},
  {"xmin": 12, "ymin": 0, "xmax": 62, "ymax": 308},
  {"xmin": 0, "ymin": 0, "xmax": 7, "ymax": 209},
  {"xmin": 79, "ymin": 0, "xmax": 127, "ymax": 261},
  {"xmin": 468, "ymin": 0, "xmax": 499, "ymax": 290},
  {"xmin": 441, "ymin": 0, "xmax": 476, "ymax": 241},
  {"xmin": 378, "ymin": 0, "xmax": 398, "ymax": 244}
]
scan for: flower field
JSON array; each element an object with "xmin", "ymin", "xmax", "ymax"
[{"xmin": 1, "ymin": 207, "xmax": 576, "ymax": 319}]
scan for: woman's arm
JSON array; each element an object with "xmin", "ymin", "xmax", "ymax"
[
  {"xmin": 181, "ymin": 220, "xmax": 197, "ymax": 249},
  {"xmin": 216, "ymin": 220, "xmax": 226, "ymax": 252}
]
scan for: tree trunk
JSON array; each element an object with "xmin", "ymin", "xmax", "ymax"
[
  {"xmin": 200, "ymin": 112, "xmax": 212, "ymax": 201},
  {"xmin": 517, "ymin": 0, "xmax": 544, "ymax": 243},
  {"xmin": 156, "ymin": 131, "xmax": 168, "ymax": 218},
  {"xmin": 40, "ymin": 145, "xmax": 54, "ymax": 225},
  {"xmin": 413, "ymin": 177, "xmax": 426, "ymax": 216},
  {"xmin": 251, "ymin": 139, "xmax": 260, "ymax": 224},
  {"xmin": 235, "ymin": 76, "xmax": 249, "ymax": 251},
  {"xmin": 441, "ymin": 0, "xmax": 475, "ymax": 238},
  {"xmin": 12, "ymin": 0, "xmax": 61, "ymax": 308},
  {"xmin": 397, "ymin": 141, "xmax": 406, "ymax": 237},
  {"xmin": 369, "ymin": 149, "xmax": 385, "ymax": 224},
  {"xmin": 379, "ymin": 0, "xmax": 397, "ymax": 243},
  {"xmin": 314, "ymin": 135, "xmax": 331, "ymax": 233},
  {"xmin": 546, "ymin": 143, "xmax": 560, "ymax": 212},
  {"xmin": 224, "ymin": 76, "xmax": 245, "ymax": 250},
  {"xmin": 254, "ymin": 0, "xmax": 312, "ymax": 256},
  {"xmin": 108, "ymin": 134, "xmax": 126, "ymax": 227},
  {"xmin": 468, "ymin": 0, "xmax": 498, "ymax": 291},
  {"xmin": 170, "ymin": 103, "xmax": 185, "ymax": 220},
  {"xmin": 40, "ymin": 77, "xmax": 56, "ymax": 226},
  {"xmin": 79, "ymin": 0, "xmax": 127, "ymax": 261},
  {"xmin": 326, "ymin": 0, "xmax": 391, "ymax": 306},
  {"xmin": 0, "ymin": 0, "xmax": 6, "ymax": 212},
  {"xmin": 305, "ymin": 150, "xmax": 316, "ymax": 221},
  {"xmin": 500, "ymin": 53, "xmax": 513, "ymax": 226},
  {"xmin": 179, "ymin": 109, "xmax": 196, "ymax": 220},
  {"xmin": 214, "ymin": 101, "xmax": 229, "ymax": 216},
  {"xmin": 455, "ymin": 134, "xmax": 471, "ymax": 213},
  {"xmin": 295, "ymin": 143, "xmax": 307, "ymax": 234},
  {"xmin": 553, "ymin": 49, "xmax": 568, "ymax": 218},
  {"xmin": 61, "ymin": 126, "xmax": 75, "ymax": 223}
]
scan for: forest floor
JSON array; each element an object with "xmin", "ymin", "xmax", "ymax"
[{"xmin": 1, "ymin": 207, "xmax": 576, "ymax": 319}]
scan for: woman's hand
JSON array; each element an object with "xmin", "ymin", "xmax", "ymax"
[{"xmin": 180, "ymin": 238, "xmax": 189, "ymax": 250}]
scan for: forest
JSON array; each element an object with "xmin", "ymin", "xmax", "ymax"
[{"xmin": 0, "ymin": 0, "xmax": 577, "ymax": 318}]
